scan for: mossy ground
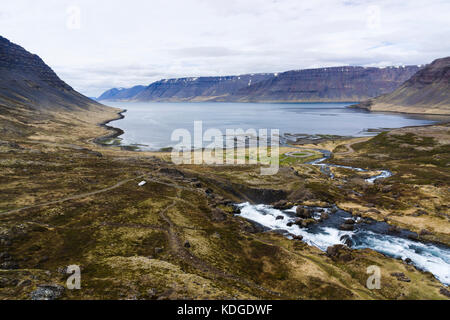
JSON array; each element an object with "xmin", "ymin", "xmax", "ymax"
[{"xmin": 0, "ymin": 112, "xmax": 449, "ymax": 300}]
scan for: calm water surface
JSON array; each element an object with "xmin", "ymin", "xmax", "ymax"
[{"xmin": 105, "ymin": 102, "xmax": 444, "ymax": 150}]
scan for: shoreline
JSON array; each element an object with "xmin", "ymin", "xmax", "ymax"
[
  {"xmin": 92, "ymin": 109, "xmax": 127, "ymax": 147},
  {"xmin": 91, "ymin": 105, "xmax": 450, "ymax": 153},
  {"xmin": 349, "ymin": 103, "xmax": 450, "ymax": 116}
]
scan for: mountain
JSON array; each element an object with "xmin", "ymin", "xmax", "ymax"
[
  {"xmin": 98, "ymin": 66, "xmax": 420, "ymax": 103},
  {"xmin": 0, "ymin": 36, "xmax": 104, "ymax": 112},
  {"xmin": 97, "ymin": 85, "xmax": 146, "ymax": 101},
  {"xmin": 227, "ymin": 66, "xmax": 421, "ymax": 102},
  {"xmin": 353, "ymin": 57, "xmax": 450, "ymax": 115},
  {"xmin": 0, "ymin": 35, "xmax": 116, "ymax": 139},
  {"xmin": 98, "ymin": 74, "xmax": 275, "ymax": 102}
]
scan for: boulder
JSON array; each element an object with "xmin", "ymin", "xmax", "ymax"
[
  {"xmin": 419, "ymin": 229, "xmax": 432, "ymax": 236},
  {"xmin": 294, "ymin": 219, "xmax": 315, "ymax": 228},
  {"xmin": 292, "ymin": 235, "xmax": 303, "ymax": 241},
  {"xmin": 340, "ymin": 235, "xmax": 353, "ymax": 247},
  {"xmin": 231, "ymin": 205, "xmax": 241, "ymax": 214},
  {"xmin": 326, "ymin": 245, "xmax": 354, "ymax": 262},
  {"xmin": 30, "ymin": 284, "xmax": 65, "ymax": 300},
  {"xmin": 272, "ymin": 200, "xmax": 290, "ymax": 210},
  {"xmin": 296, "ymin": 207, "xmax": 312, "ymax": 219},
  {"xmin": 0, "ymin": 261, "xmax": 19, "ymax": 270},
  {"xmin": 339, "ymin": 224, "xmax": 354, "ymax": 231},
  {"xmin": 184, "ymin": 241, "xmax": 191, "ymax": 248},
  {"xmin": 388, "ymin": 226, "xmax": 400, "ymax": 234},
  {"xmin": 391, "ymin": 272, "xmax": 411, "ymax": 283},
  {"xmin": 320, "ymin": 212, "xmax": 330, "ymax": 220},
  {"xmin": 276, "ymin": 215, "xmax": 284, "ymax": 220}
]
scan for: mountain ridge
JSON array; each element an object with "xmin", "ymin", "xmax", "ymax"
[{"xmin": 98, "ymin": 65, "xmax": 421, "ymax": 103}]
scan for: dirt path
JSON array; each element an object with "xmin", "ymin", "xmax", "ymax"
[
  {"xmin": 335, "ymin": 142, "xmax": 355, "ymax": 155},
  {"xmin": 0, "ymin": 174, "xmax": 146, "ymax": 216}
]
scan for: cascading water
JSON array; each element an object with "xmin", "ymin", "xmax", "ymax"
[{"xmin": 236, "ymin": 202, "xmax": 450, "ymax": 286}]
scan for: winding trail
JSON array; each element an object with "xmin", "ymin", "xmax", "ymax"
[
  {"xmin": 0, "ymin": 174, "xmax": 146, "ymax": 216},
  {"xmin": 335, "ymin": 142, "xmax": 356, "ymax": 155}
]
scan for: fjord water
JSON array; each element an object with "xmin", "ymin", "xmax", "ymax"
[{"xmin": 105, "ymin": 102, "xmax": 442, "ymax": 150}]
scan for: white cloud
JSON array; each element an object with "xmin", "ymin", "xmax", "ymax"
[{"xmin": 1, "ymin": 0, "xmax": 449, "ymax": 96}]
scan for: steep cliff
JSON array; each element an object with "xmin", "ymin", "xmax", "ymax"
[{"xmin": 353, "ymin": 57, "xmax": 450, "ymax": 115}]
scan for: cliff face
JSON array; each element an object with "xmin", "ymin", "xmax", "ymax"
[
  {"xmin": 133, "ymin": 74, "xmax": 275, "ymax": 102},
  {"xmin": 99, "ymin": 66, "xmax": 420, "ymax": 103},
  {"xmin": 229, "ymin": 66, "xmax": 421, "ymax": 102},
  {"xmin": 0, "ymin": 35, "xmax": 102, "ymax": 112},
  {"xmin": 354, "ymin": 57, "xmax": 450, "ymax": 115}
]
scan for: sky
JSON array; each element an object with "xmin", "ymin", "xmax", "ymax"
[{"xmin": 1, "ymin": 0, "xmax": 449, "ymax": 97}]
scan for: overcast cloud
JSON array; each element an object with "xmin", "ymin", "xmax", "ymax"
[{"xmin": 1, "ymin": 0, "xmax": 449, "ymax": 97}]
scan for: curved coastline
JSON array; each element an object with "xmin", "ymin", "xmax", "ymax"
[{"xmin": 93, "ymin": 109, "xmax": 127, "ymax": 147}]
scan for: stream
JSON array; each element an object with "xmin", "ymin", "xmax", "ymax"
[
  {"xmin": 306, "ymin": 149, "xmax": 393, "ymax": 183},
  {"xmin": 236, "ymin": 203, "xmax": 450, "ymax": 286}
]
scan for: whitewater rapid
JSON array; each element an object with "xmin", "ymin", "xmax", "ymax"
[{"xmin": 236, "ymin": 203, "xmax": 450, "ymax": 286}]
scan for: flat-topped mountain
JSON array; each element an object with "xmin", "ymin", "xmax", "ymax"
[
  {"xmin": 98, "ymin": 66, "xmax": 421, "ymax": 103},
  {"xmin": 353, "ymin": 57, "xmax": 450, "ymax": 115},
  {"xmin": 228, "ymin": 66, "xmax": 421, "ymax": 102},
  {"xmin": 103, "ymin": 74, "xmax": 275, "ymax": 102}
]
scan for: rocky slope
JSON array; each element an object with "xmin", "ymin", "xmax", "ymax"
[
  {"xmin": 98, "ymin": 66, "xmax": 420, "ymax": 103},
  {"xmin": 0, "ymin": 35, "xmax": 116, "ymax": 140},
  {"xmin": 0, "ymin": 36, "xmax": 105, "ymax": 112},
  {"xmin": 353, "ymin": 57, "xmax": 450, "ymax": 115}
]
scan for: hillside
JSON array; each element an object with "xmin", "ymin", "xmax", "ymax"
[
  {"xmin": 353, "ymin": 57, "xmax": 450, "ymax": 115},
  {"xmin": 0, "ymin": 35, "xmax": 118, "ymax": 141}
]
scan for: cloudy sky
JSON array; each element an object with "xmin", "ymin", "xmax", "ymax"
[{"xmin": 1, "ymin": 0, "xmax": 449, "ymax": 97}]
